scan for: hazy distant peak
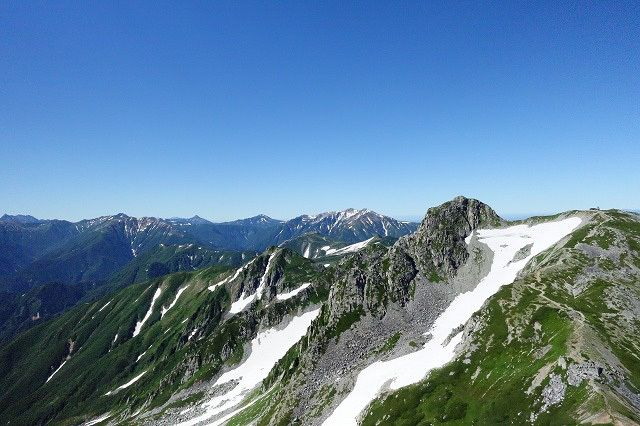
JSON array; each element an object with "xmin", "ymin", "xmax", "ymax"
[{"xmin": 0, "ymin": 214, "xmax": 43, "ymax": 224}]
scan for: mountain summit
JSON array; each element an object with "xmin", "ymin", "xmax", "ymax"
[{"xmin": 0, "ymin": 214, "xmax": 43, "ymax": 224}]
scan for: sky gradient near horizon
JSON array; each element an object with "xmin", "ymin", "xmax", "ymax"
[{"xmin": 1, "ymin": 2, "xmax": 638, "ymax": 222}]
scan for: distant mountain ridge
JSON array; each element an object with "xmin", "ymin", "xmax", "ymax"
[
  {"xmin": 167, "ymin": 215, "xmax": 214, "ymax": 225},
  {"xmin": 272, "ymin": 208, "xmax": 417, "ymax": 245},
  {"xmin": 0, "ymin": 214, "xmax": 44, "ymax": 224},
  {"xmin": 0, "ymin": 209, "xmax": 417, "ymax": 292}
]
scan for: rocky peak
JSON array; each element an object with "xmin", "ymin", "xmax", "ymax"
[
  {"xmin": 420, "ymin": 196, "xmax": 502, "ymax": 235},
  {"xmin": 407, "ymin": 196, "xmax": 503, "ymax": 278},
  {"xmin": 324, "ymin": 197, "xmax": 502, "ymax": 323}
]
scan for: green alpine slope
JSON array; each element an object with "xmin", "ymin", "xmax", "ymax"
[
  {"xmin": 1, "ymin": 198, "xmax": 638, "ymax": 426},
  {"xmin": 0, "ymin": 248, "xmax": 328, "ymax": 425},
  {"xmin": 0, "ymin": 244, "xmax": 257, "ymax": 343}
]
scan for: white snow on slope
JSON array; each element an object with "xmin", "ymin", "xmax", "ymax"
[
  {"xmin": 228, "ymin": 292, "xmax": 256, "ymax": 314},
  {"xmin": 177, "ymin": 309, "xmax": 320, "ymax": 426},
  {"xmin": 161, "ymin": 286, "xmax": 188, "ymax": 318},
  {"xmin": 203, "ymin": 384, "xmax": 278, "ymax": 426},
  {"xmin": 208, "ymin": 259, "xmax": 256, "ymax": 292},
  {"xmin": 45, "ymin": 359, "xmax": 68, "ymax": 383},
  {"xmin": 92, "ymin": 300, "xmax": 112, "ymax": 319},
  {"xmin": 323, "ymin": 217, "xmax": 582, "ymax": 426},
  {"xmin": 98, "ymin": 300, "xmax": 111, "ymax": 313},
  {"xmin": 83, "ymin": 413, "xmax": 111, "ymax": 426},
  {"xmin": 256, "ymin": 253, "xmax": 277, "ymax": 300},
  {"xmin": 303, "ymin": 244, "xmax": 311, "ymax": 258},
  {"xmin": 188, "ymin": 328, "xmax": 199, "ymax": 341},
  {"xmin": 276, "ymin": 282, "xmax": 311, "ymax": 301},
  {"xmin": 325, "ymin": 237, "xmax": 374, "ymax": 256},
  {"xmin": 133, "ymin": 288, "xmax": 162, "ymax": 337},
  {"xmin": 229, "ymin": 253, "xmax": 277, "ymax": 314},
  {"xmin": 104, "ymin": 371, "xmax": 147, "ymax": 396},
  {"xmin": 136, "ymin": 350, "xmax": 148, "ymax": 363}
]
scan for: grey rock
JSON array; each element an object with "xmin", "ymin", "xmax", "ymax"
[{"xmin": 540, "ymin": 373, "xmax": 567, "ymax": 412}]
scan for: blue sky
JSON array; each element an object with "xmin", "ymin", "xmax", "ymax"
[{"xmin": 1, "ymin": 2, "xmax": 638, "ymax": 222}]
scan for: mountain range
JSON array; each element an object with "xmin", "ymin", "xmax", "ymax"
[
  {"xmin": 0, "ymin": 208, "xmax": 417, "ymax": 291},
  {"xmin": 0, "ymin": 209, "xmax": 417, "ymax": 341},
  {"xmin": 0, "ymin": 197, "xmax": 638, "ymax": 425}
]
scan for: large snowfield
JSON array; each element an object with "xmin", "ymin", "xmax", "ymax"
[
  {"xmin": 178, "ymin": 308, "xmax": 320, "ymax": 426},
  {"xmin": 323, "ymin": 217, "xmax": 582, "ymax": 425}
]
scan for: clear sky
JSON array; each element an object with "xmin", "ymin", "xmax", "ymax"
[{"xmin": 1, "ymin": 2, "xmax": 638, "ymax": 222}]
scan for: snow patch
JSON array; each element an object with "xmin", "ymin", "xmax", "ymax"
[
  {"xmin": 104, "ymin": 371, "xmax": 147, "ymax": 396},
  {"xmin": 324, "ymin": 237, "xmax": 374, "ymax": 256},
  {"xmin": 177, "ymin": 309, "xmax": 320, "ymax": 426},
  {"xmin": 45, "ymin": 359, "xmax": 68, "ymax": 383},
  {"xmin": 188, "ymin": 328, "xmax": 199, "ymax": 341},
  {"xmin": 98, "ymin": 300, "xmax": 111, "ymax": 313},
  {"xmin": 465, "ymin": 231, "xmax": 474, "ymax": 245},
  {"xmin": 228, "ymin": 292, "xmax": 255, "ymax": 314},
  {"xmin": 208, "ymin": 259, "xmax": 256, "ymax": 291},
  {"xmin": 133, "ymin": 287, "xmax": 162, "ymax": 337},
  {"xmin": 323, "ymin": 217, "xmax": 582, "ymax": 425},
  {"xmin": 136, "ymin": 350, "xmax": 148, "ymax": 363},
  {"xmin": 229, "ymin": 253, "xmax": 277, "ymax": 314},
  {"xmin": 83, "ymin": 413, "xmax": 111, "ymax": 426},
  {"xmin": 161, "ymin": 286, "xmax": 188, "ymax": 318},
  {"xmin": 276, "ymin": 283, "xmax": 311, "ymax": 301}
]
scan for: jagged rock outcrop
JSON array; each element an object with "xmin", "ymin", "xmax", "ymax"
[
  {"xmin": 399, "ymin": 195, "xmax": 503, "ymax": 278},
  {"xmin": 225, "ymin": 248, "xmax": 323, "ymax": 309},
  {"xmin": 325, "ymin": 196, "xmax": 502, "ymax": 321}
]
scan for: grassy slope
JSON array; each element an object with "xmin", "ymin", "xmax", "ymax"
[
  {"xmin": 0, "ymin": 244, "xmax": 256, "ymax": 343},
  {"xmin": 0, "ymin": 249, "xmax": 328, "ymax": 425}
]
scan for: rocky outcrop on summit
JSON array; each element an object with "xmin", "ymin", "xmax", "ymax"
[
  {"xmin": 399, "ymin": 196, "xmax": 503, "ymax": 278},
  {"xmin": 327, "ymin": 196, "xmax": 502, "ymax": 320}
]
